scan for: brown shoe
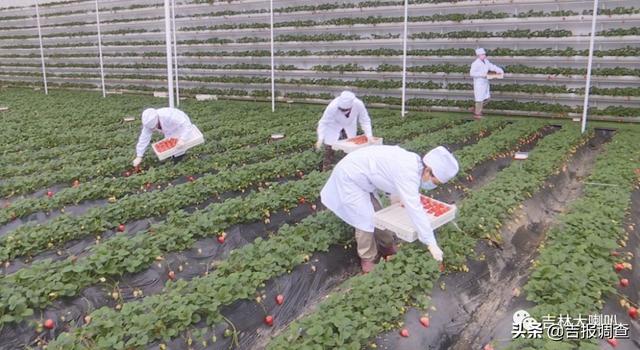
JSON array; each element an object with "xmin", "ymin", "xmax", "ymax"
[
  {"xmin": 379, "ymin": 244, "xmax": 398, "ymax": 258},
  {"xmin": 361, "ymin": 259, "xmax": 376, "ymax": 273}
]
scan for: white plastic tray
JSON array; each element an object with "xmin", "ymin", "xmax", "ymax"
[
  {"xmin": 374, "ymin": 195, "xmax": 457, "ymax": 242},
  {"xmin": 0, "ymin": 107, "xmax": 9, "ymax": 112},
  {"xmin": 152, "ymin": 125, "xmax": 204, "ymax": 160},
  {"xmin": 487, "ymin": 72, "xmax": 504, "ymax": 80},
  {"xmin": 331, "ymin": 136, "xmax": 383, "ymax": 153},
  {"xmin": 196, "ymin": 94, "xmax": 218, "ymax": 101},
  {"xmin": 153, "ymin": 91, "xmax": 168, "ymax": 98}
]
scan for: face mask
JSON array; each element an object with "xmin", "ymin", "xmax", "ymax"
[{"xmin": 421, "ymin": 180, "xmax": 438, "ymax": 191}]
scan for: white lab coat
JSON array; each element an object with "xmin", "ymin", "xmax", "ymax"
[
  {"xmin": 320, "ymin": 145, "xmax": 437, "ymax": 246},
  {"xmin": 317, "ymin": 97, "xmax": 373, "ymax": 146},
  {"xmin": 135, "ymin": 108, "xmax": 196, "ymax": 157},
  {"xmin": 469, "ymin": 58, "xmax": 504, "ymax": 102}
]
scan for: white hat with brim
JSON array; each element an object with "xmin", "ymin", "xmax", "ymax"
[
  {"xmin": 142, "ymin": 108, "xmax": 159, "ymax": 129},
  {"xmin": 337, "ymin": 91, "xmax": 356, "ymax": 109},
  {"xmin": 423, "ymin": 146, "xmax": 460, "ymax": 183}
]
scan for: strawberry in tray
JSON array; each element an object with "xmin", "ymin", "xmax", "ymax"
[
  {"xmin": 420, "ymin": 196, "xmax": 450, "ymax": 217},
  {"xmin": 347, "ymin": 135, "xmax": 369, "ymax": 145},
  {"xmin": 154, "ymin": 138, "xmax": 178, "ymax": 153}
]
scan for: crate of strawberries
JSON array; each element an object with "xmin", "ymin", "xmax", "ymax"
[
  {"xmin": 373, "ymin": 195, "xmax": 457, "ymax": 242},
  {"xmin": 331, "ymin": 135, "xmax": 383, "ymax": 153},
  {"xmin": 152, "ymin": 125, "xmax": 204, "ymax": 160}
]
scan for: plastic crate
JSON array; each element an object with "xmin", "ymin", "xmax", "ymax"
[
  {"xmin": 196, "ymin": 94, "xmax": 218, "ymax": 101},
  {"xmin": 487, "ymin": 72, "xmax": 504, "ymax": 80},
  {"xmin": 373, "ymin": 195, "xmax": 457, "ymax": 242},
  {"xmin": 152, "ymin": 125, "xmax": 204, "ymax": 161},
  {"xmin": 331, "ymin": 136, "xmax": 383, "ymax": 153}
]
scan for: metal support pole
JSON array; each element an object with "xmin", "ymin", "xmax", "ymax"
[
  {"xmin": 35, "ymin": 0, "xmax": 48, "ymax": 94},
  {"xmin": 270, "ymin": 0, "xmax": 275, "ymax": 112},
  {"xmin": 95, "ymin": 0, "xmax": 106, "ymax": 97},
  {"xmin": 401, "ymin": 0, "xmax": 408, "ymax": 117},
  {"xmin": 163, "ymin": 0, "xmax": 175, "ymax": 108},
  {"xmin": 171, "ymin": 0, "xmax": 180, "ymax": 105},
  {"xmin": 581, "ymin": 0, "xmax": 599, "ymax": 133}
]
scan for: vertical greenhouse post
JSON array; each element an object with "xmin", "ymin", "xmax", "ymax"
[
  {"xmin": 95, "ymin": 0, "xmax": 106, "ymax": 97},
  {"xmin": 34, "ymin": 0, "xmax": 48, "ymax": 94},
  {"xmin": 171, "ymin": 0, "xmax": 180, "ymax": 105},
  {"xmin": 270, "ymin": 0, "xmax": 275, "ymax": 112},
  {"xmin": 581, "ymin": 0, "xmax": 599, "ymax": 133},
  {"xmin": 163, "ymin": 0, "xmax": 175, "ymax": 108},
  {"xmin": 400, "ymin": 0, "xmax": 408, "ymax": 117}
]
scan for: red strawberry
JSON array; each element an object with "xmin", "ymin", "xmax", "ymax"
[
  {"xmin": 124, "ymin": 171, "xmax": 131, "ymax": 177},
  {"xmin": 217, "ymin": 235, "xmax": 225, "ymax": 244},
  {"xmin": 264, "ymin": 315, "xmax": 274, "ymax": 326},
  {"xmin": 46, "ymin": 191, "xmax": 54, "ymax": 198},
  {"xmin": 607, "ymin": 338, "xmax": 618, "ymax": 347},
  {"xmin": 187, "ymin": 176, "xmax": 195, "ymax": 182},
  {"xmin": 439, "ymin": 263, "xmax": 445, "ymax": 272},
  {"xmin": 611, "ymin": 251, "xmax": 620, "ymax": 257},
  {"xmin": 43, "ymin": 319, "xmax": 55, "ymax": 330},
  {"xmin": 276, "ymin": 294, "xmax": 284, "ymax": 305},
  {"xmin": 628, "ymin": 307, "xmax": 638, "ymax": 319},
  {"xmin": 168, "ymin": 271, "xmax": 176, "ymax": 280},
  {"xmin": 620, "ymin": 278, "xmax": 629, "ymax": 287},
  {"xmin": 299, "ymin": 197, "xmax": 306, "ymax": 204},
  {"xmin": 419, "ymin": 316, "xmax": 430, "ymax": 328},
  {"xmin": 614, "ymin": 263, "xmax": 624, "ymax": 272},
  {"xmin": 400, "ymin": 329, "xmax": 409, "ymax": 337},
  {"xmin": 117, "ymin": 224, "xmax": 125, "ymax": 232}
]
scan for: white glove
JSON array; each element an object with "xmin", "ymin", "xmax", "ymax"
[
  {"xmin": 428, "ymin": 244, "xmax": 443, "ymax": 261},
  {"xmin": 176, "ymin": 138, "xmax": 185, "ymax": 149},
  {"xmin": 132, "ymin": 157, "xmax": 142, "ymax": 167},
  {"xmin": 315, "ymin": 140, "xmax": 323, "ymax": 151}
]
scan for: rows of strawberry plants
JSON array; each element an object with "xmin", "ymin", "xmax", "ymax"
[
  {"xmin": 0, "ymin": 114, "xmax": 453, "ymax": 224},
  {"xmin": 0, "ymin": 111, "xmax": 454, "ymax": 262},
  {"xmin": 511, "ymin": 129, "xmax": 640, "ymax": 349},
  {"xmin": 32, "ymin": 116, "xmax": 516, "ymax": 346},
  {"xmin": 268, "ymin": 124, "xmax": 590, "ymax": 348}
]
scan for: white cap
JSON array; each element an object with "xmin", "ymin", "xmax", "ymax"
[
  {"xmin": 142, "ymin": 108, "xmax": 159, "ymax": 129},
  {"xmin": 423, "ymin": 146, "xmax": 459, "ymax": 183},
  {"xmin": 475, "ymin": 48, "xmax": 486, "ymax": 56},
  {"xmin": 337, "ymin": 91, "xmax": 356, "ymax": 109}
]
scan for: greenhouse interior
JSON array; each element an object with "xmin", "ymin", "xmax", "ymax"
[{"xmin": 0, "ymin": 0, "xmax": 639, "ymax": 349}]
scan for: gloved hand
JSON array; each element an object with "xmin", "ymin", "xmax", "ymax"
[
  {"xmin": 132, "ymin": 157, "xmax": 142, "ymax": 167},
  {"xmin": 176, "ymin": 138, "xmax": 185, "ymax": 149},
  {"xmin": 315, "ymin": 140, "xmax": 323, "ymax": 151},
  {"xmin": 427, "ymin": 244, "xmax": 443, "ymax": 261}
]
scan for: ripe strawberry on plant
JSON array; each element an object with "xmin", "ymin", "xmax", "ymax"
[
  {"xmin": 607, "ymin": 338, "xmax": 618, "ymax": 347},
  {"xmin": 264, "ymin": 315, "xmax": 274, "ymax": 326},
  {"xmin": 46, "ymin": 191, "xmax": 54, "ymax": 198},
  {"xmin": 117, "ymin": 224, "xmax": 125, "ymax": 232},
  {"xmin": 419, "ymin": 316, "xmax": 430, "ymax": 328},
  {"xmin": 168, "ymin": 270, "xmax": 176, "ymax": 280},
  {"xmin": 43, "ymin": 319, "xmax": 55, "ymax": 330},
  {"xmin": 400, "ymin": 329, "xmax": 409, "ymax": 337},
  {"xmin": 276, "ymin": 294, "xmax": 284, "ymax": 305},
  {"xmin": 614, "ymin": 263, "xmax": 624, "ymax": 272},
  {"xmin": 619, "ymin": 278, "xmax": 629, "ymax": 287},
  {"xmin": 629, "ymin": 307, "xmax": 638, "ymax": 319},
  {"xmin": 217, "ymin": 233, "xmax": 225, "ymax": 244}
]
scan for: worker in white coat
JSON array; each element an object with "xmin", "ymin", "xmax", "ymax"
[
  {"xmin": 469, "ymin": 48, "xmax": 504, "ymax": 119},
  {"xmin": 315, "ymin": 91, "xmax": 373, "ymax": 170},
  {"xmin": 321, "ymin": 145, "xmax": 459, "ymax": 273},
  {"xmin": 132, "ymin": 108, "xmax": 198, "ymax": 167}
]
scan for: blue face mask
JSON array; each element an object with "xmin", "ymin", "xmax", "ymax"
[{"xmin": 421, "ymin": 180, "xmax": 438, "ymax": 191}]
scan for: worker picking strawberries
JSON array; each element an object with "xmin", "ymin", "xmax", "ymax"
[
  {"xmin": 132, "ymin": 107, "xmax": 200, "ymax": 166},
  {"xmin": 320, "ymin": 145, "xmax": 459, "ymax": 273},
  {"xmin": 315, "ymin": 91, "xmax": 374, "ymax": 170}
]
